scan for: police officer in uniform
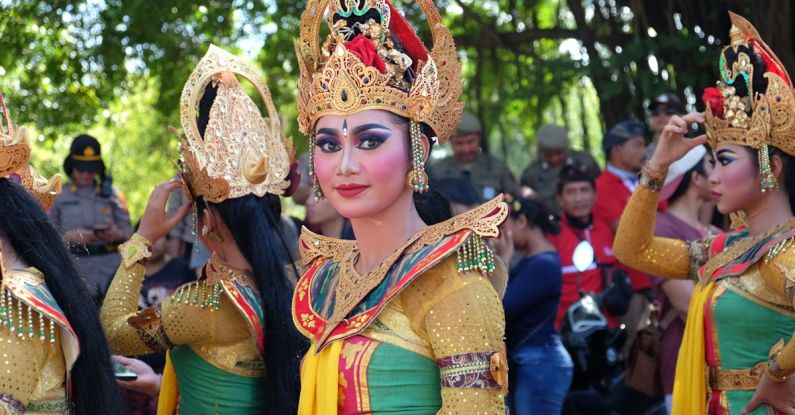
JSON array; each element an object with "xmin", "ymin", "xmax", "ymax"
[
  {"xmin": 520, "ymin": 124, "xmax": 600, "ymax": 214},
  {"xmin": 430, "ymin": 111, "xmax": 517, "ymax": 201},
  {"xmin": 50, "ymin": 134, "xmax": 132, "ymax": 302}
]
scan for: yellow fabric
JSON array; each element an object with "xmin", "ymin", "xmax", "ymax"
[
  {"xmin": 672, "ymin": 281, "xmax": 714, "ymax": 415},
  {"xmin": 298, "ymin": 341, "xmax": 343, "ymax": 415},
  {"xmin": 157, "ymin": 351, "xmax": 179, "ymax": 415}
]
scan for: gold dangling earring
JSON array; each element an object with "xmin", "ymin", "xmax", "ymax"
[
  {"xmin": 406, "ymin": 121, "xmax": 429, "ymax": 193},
  {"xmin": 308, "ymin": 132, "xmax": 324, "ymax": 200},
  {"xmin": 759, "ymin": 144, "xmax": 779, "ymax": 192}
]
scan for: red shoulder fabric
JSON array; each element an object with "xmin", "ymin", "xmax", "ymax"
[
  {"xmin": 593, "ymin": 171, "xmax": 631, "ymax": 228},
  {"xmin": 386, "ymin": 1, "xmax": 428, "ymax": 68}
]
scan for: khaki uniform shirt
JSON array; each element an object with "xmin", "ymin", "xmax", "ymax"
[
  {"xmin": 430, "ymin": 153, "xmax": 517, "ymax": 200},
  {"xmin": 520, "ymin": 150, "xmax": 601, "ymax": 214},
  {"xmin": 49, "ymin": 181, "xmax": 132, "ymax": 300}
]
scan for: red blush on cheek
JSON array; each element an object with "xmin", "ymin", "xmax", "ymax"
[{"xmin": 720, "ymin": 156, "xmax": 757, "ymax": 187}]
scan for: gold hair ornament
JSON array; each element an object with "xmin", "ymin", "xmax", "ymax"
[
  {"xmin": 296, "ymin": 0, "xmax": 464, "ymax": 144},
  {"xmin": 178, "ymin": 45, "xmax": 291, "ymax": 204},
  {"xmin": 0, "ymin": 93, "xmax": 61, "ymax": 210},
  {"xmin": 703, "ymin": 13, "xmax": 795, "ymax": 191}
]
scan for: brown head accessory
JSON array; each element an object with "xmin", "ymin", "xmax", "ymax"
[{"xmin": 0, "ymin": 93, "xmax": 61, "ymax": 210}]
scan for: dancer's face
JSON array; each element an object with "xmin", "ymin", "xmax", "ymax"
[
  {"xmin": 708, "ymin": 144, "xmax": 762, "ymax": 214},
  {"xmin": 313, "ymin": 110, "xmax": 412, "ymax": 219}
]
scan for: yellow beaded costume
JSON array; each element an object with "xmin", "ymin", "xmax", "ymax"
[
  {"xmin": 614, "ymin": 13, "xmax": 795, "ymax": 415},
  {"xmin": 0, "ymin": 95, "xmax": 77, "ymax": 414},
  {"xmin": 100, "ymin": 45, "xmax": 292, "ymax": 414}
]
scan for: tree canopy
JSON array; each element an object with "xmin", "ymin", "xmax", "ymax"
[{"xmin": 1, "ymin": 0, "xmax": 792, "ymax": 218}]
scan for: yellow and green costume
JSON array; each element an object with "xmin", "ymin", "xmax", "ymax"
[
  {"xmin": 293, "ymin": 198, "xmax": 509, "ymax": 414},
  {"xmin": 101, "ymin": 234, "xmax": 267, "ymax": 414}
]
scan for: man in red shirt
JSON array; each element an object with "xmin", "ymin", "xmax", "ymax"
[
  {"xmin": 549, "ymin": 164, "xmax": 620, "ymax": 329},
  {"xmin": 594, "ymin": 119, "xmax": 648, "ymax": 232},
  {"xmin": 593, "ymin": 119, "xmax": 652, "ymax": 292}
]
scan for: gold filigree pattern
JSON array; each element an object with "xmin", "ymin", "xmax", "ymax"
[
  {"xmin": 296, "ymin": 0, "xmax": 463, "ymax": 143},
  {"xmin": 704, "ymin": 13, "xmax": 795, "ymax": 157},
  {"xmin": 178, "ymin": 45, "xmax": 291, "ymax": 203},
  {"xmin": 0, "ymin": 94, "xmax": 61, "ymax": 211}
]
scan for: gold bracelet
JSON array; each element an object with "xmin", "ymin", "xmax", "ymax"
[{"xmin": 638, "ymin": 170, "xmax": 666, "ymax": 192}]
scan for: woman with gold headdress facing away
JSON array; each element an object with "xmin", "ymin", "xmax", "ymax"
[
  {"xmin": 100, "ymin": 45, "xmax": 305, "ymax": 414},
  {"xmin": 292, "ymin": 1, "xmax": 508, "ymax": 413},
  {"xmin": 0, "ymin": 94, "xmax": 124, "ymax": 414},
  {"xmin": 614, "ymin": 12, "xmax": 795, "ymax": 415}
]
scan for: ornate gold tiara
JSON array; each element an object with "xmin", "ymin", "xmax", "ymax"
[
  {"xmin": 295, "ymin": 0, "xmax": 463, "ymax": 143},
  {"xmin": 0, "ymin": 94, "xmax": 61, "ymax": 210},
  {"xmin": 178, "ymin": 45, "xmax": 291, "ymax": 204},
  {"xmin": 703, "ymin": 12, "xmax": 795, "ymax": 156}
]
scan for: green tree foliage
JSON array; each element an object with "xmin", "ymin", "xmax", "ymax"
[{"xmin": 2, "ymin": 0, "xmax": 793, "ymax": 218}]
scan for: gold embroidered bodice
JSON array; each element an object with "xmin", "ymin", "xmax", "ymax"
[
  {"xmin": 295, "ymin": 196, "xmax": 510, "ymax": 414},
  {"xmin": 614, "ymin": 185, "xmax": 795, "ymax": 372},
  {"xmin": 101, "ymin": 235, "xmax": 264, "ymax": 377},
  {"xmin": 0, "ymin": 269, "xmax": 73, "ymax": 414}
]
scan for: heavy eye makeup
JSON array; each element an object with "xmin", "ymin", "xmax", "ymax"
[
  {"xmin": 314, "ymin": 130, "xmax": 342, "ymax": 153},
  {"xmin": 314, "ymin": 124, "xmax": 392, "ymax": 152},
  {"xmin": 714, "ymin": 149, "xmax": 739, "ymax": 166}
]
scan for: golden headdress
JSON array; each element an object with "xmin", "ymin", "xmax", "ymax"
[
  {"xmin": 295, "ymin": 0, "xmax": 464, "ymax": 144},
  {"xmin": 702, "ymin": 12, "xmax": 795, "ymax": 190},
  {"xmin": 178, "ymin": 45, "xmax": 291, "ymax": 203},
  {"xmin": 0, "ymin": 94, "xmax": 61, "ymax": 210}
]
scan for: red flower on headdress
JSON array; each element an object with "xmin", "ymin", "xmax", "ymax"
[
  {"xmin": 345, "ymin": 35, "xmax": 386, "ymax": 73},
  {"xmin": 702, "ymin": 87, "xmax": 724, "ymax": 118}
]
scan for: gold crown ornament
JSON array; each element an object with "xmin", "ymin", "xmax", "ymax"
[
  {"xmin": 702, "ymin": 12, "xmax": 795, "ymax": 191},
  {"xmin": 178, "ymin": 45, "xmax": 292, "ymax": 204},
  {"xmin": 0, "ymin": 93, "xmax": 61, "ymax": 210},
  {"xmin": 295, "ymin": 0, "xmax": 463, "ymax": 143}
]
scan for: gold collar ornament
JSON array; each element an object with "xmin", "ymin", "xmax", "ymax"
[
  {"xmin": 177, "ymin": 45, "xmax": 292, "ymax": 203},
  {"xmin": 702, "ymin": 12, "xmax": 795, "ymax": 192},
  {"xmin": 0, "ymin": 93, "xmax": 61, "ymax": 210},
  {"xmin": 295, "ymin": 0, "xmax": 464, "ymax": 144}
]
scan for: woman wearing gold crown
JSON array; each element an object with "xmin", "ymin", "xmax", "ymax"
[
  {"xmin": 0, "ymin": 94, "xmax": 124, "ymax": 413},
  {"xmin": 292, "ymin": 1, "xmax": 508, "ymax": 413},
  {"xmin": 100, "ymin": 45, "xmax": 305, "ymax": 414},
  {"xmin": 614, "ymin": 13, "xmax": 795, "ymax": 415}
]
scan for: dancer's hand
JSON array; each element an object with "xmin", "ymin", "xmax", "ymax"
[
  {"xmin": 138, "ymin": 180, "xmax": 192, "ymax": 243},
  {"xmin": 647, "ymin": 112, "xmax": 708, "ymax": 175},
  {"xmin": 741, "ymin": 372, "xmax": 795, "ymax": 415},
  {"xmin": 113, "ymin": 355, "xmax": 162, "ymax": 396}
]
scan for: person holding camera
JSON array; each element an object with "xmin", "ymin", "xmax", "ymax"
[{"xmin": 49, "ymin": 134, "xmax": 132, "ymax": 302}]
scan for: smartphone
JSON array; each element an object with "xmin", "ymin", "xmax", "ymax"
[{"xmin": 112, "ymin": 359, "xmax": 138, "ymax": 381}]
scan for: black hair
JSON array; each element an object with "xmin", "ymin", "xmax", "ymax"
[
  {"xmin": 509, "ymin": 195, "xmax": 559, "ymax": 235},
  {"xmin": 667, "ymin": 158, "xmax": 707, "ymax": 204},
  {"xmin": 435, "ymin": 177, "xmax": 482, "ymax": 207},
  {"xmin": 197, "ymin": 82, "xmax": 306, "ymax": 413},
  {"xmin": 0, "ymin": 179, "xmax": 123, "ymax": 413},
  {"xmin": 557, "ymin": 163, "xmax": 597, "ymax": 194}
]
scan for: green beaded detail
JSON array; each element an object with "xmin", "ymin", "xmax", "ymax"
[
  {"xmin": 456, "ymin": 234, "xmax": 496, "ymax": 276},
  {"xmin": 170, "ymin": 281, "xmax": 222, "ymax": 311},
  {"xmin": 0, "ymin": 287, "xmax": 59, "ymax": 344}
]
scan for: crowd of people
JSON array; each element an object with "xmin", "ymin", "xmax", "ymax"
[{"xmin": 1, "ymin": 3, "xmax": 794, "ymax": 415}]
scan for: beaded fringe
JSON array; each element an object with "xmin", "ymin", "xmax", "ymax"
[
  {"xmin": 0, "ymin": 287, "xmax": 57, "ymax": 344},
  {"xmin": 456, "ymin": 235, "xmax": 496, "ymax": 276},
  {"xmin": 170, "ymin": 281, "xmax": 223, "ymax": 311},
  {"xmin": 765, "ymin": 236, "xmax": 795, "ymax": 263}
]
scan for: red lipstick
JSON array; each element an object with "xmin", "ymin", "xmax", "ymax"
[
  {"xmin": 335, "ymin": 183, "xmax": 368, "ymax": 197},
  {"xmin": 711, "ymin": 191, "xmax": 721, "ymax": 201}
]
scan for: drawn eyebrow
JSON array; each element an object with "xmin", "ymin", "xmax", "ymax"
[
  {"xmin": 316, "ymin": 127, "xmax": 339, "ymax": 136},
  {"xmin": 353, "ymin": 123, "xmax": 390, "ymax": 135}
]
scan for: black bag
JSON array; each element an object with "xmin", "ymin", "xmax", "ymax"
[{"xmin": 602, "ymin": 268, "xmax": 633, "ymax": 316}]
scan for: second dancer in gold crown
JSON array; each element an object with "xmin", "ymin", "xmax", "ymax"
[{"xmin": 100, "ymin": 46, "xmax": 305, "ymax": 414}]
